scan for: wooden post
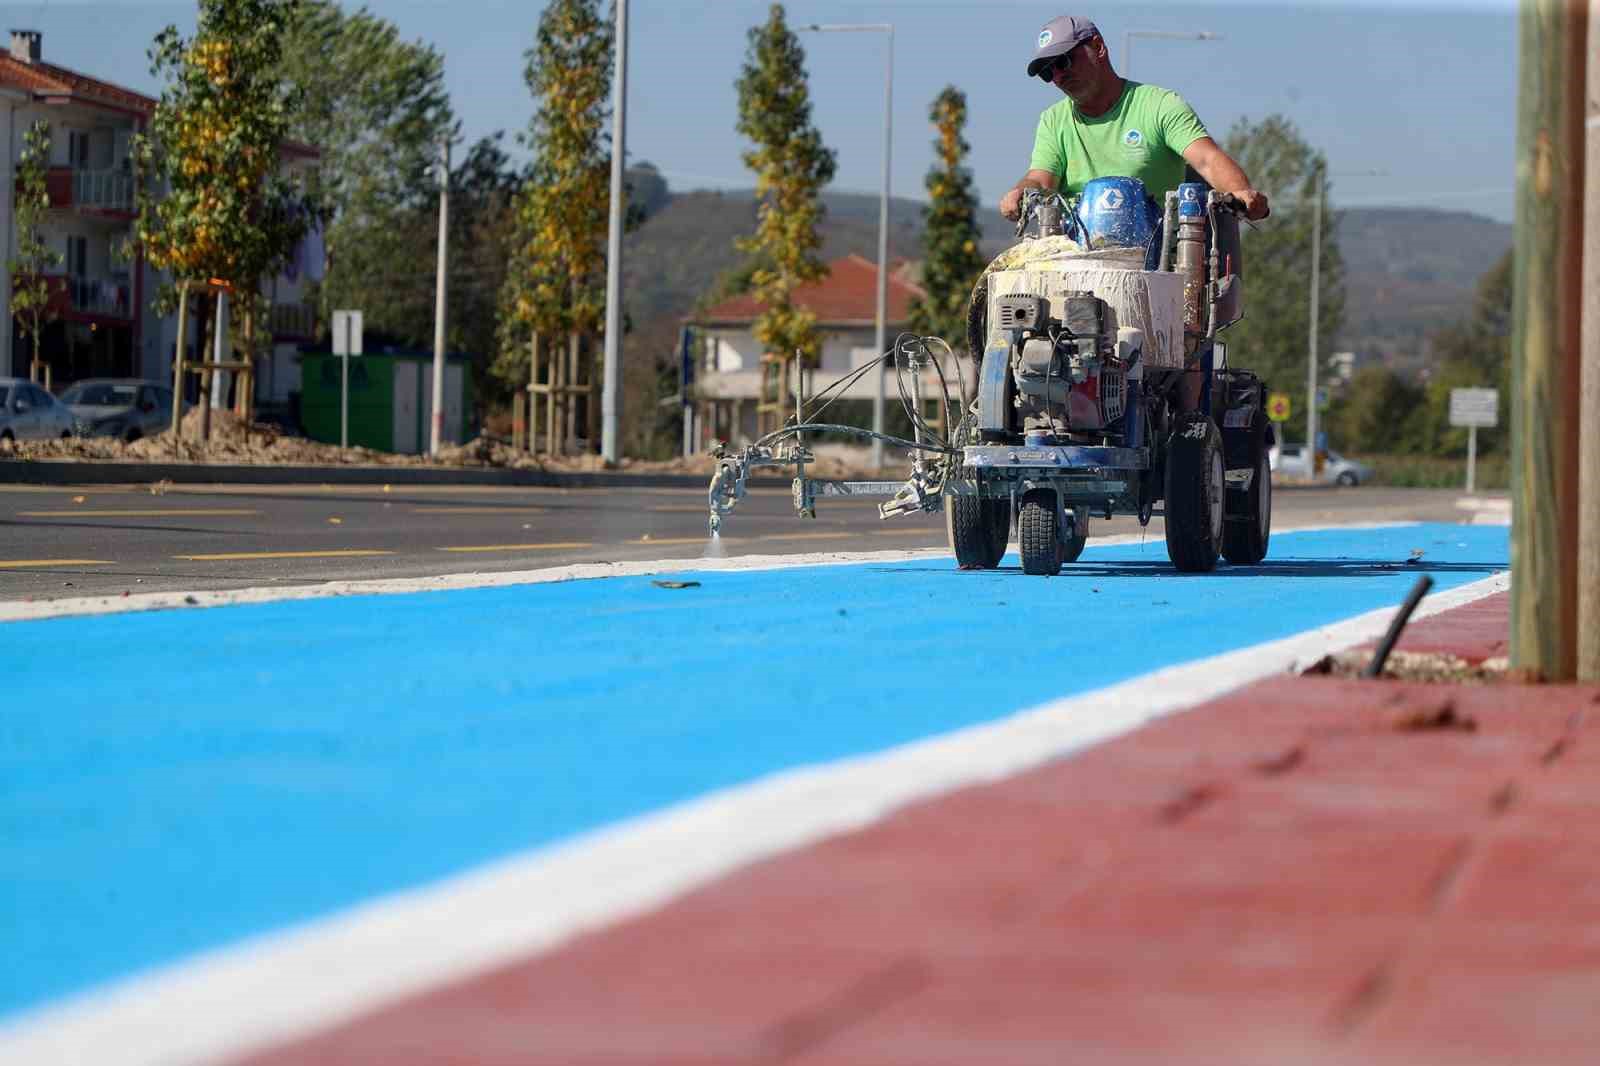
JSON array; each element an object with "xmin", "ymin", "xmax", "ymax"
[
  {"xmin": 512, "ymin": 390, "xmax": 525, "ymax": 451},
  {"xmin": 528, "ymin": 332, "xmax": 540, "ymax": 455},
  {"xmin": 198, "ymin": 292, "xmax": 214, "ymax": 444},
  {"xmin": 1579, "ymin": 0, "xmax": 1600, "ymax": 681},
  {"xmin": 1510, "ymin": 0, "xmax": 1587, "ymax": 680},
  {"xmin": 565, "ymin": 330, "xmax": 580, "ymax": 453},
  {"xmin": 170, "ymin": 282, "xmax": 189, "ymax": 449}
]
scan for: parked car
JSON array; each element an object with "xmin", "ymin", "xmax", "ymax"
[
  {"xmin": 0, "ymin": 378, "xmax": 74, "ymax": 441},
  {"xmin": 1270, "ymin": 443, "xmax": 1374, "ymax": 487},
  {"xmin": 59, "ymin": 379, "xmax": 174, "ymax": 442}
]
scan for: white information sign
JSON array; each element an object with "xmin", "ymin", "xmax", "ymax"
[
  {"xmin": 332, "ymin": 309, "xmax": 364, "ymax": 357},
  {"xmin": 1449, "ymin": 387, "xmax": 1498, "ymax": 428}
]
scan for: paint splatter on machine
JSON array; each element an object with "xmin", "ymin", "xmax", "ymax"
[{"xmin": 708, "ymin": 177, "xmax": 1274, "ymax": 577}]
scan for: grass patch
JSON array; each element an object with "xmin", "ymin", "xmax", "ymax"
[{"xmin": 1353, "ymin": 453, "xmax": 1509, "ymax": 490}]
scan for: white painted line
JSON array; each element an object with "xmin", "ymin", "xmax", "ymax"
[
  {"xmin": 0, "ymin": 568, "xmax": 1508, "ymax": 1066},
  {"xmin": 0, "ymin": 521, "xmax": 1424, "ymax": 624}
]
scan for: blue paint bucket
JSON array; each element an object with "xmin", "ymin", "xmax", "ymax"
[{"xmin": 1075, "ymin": 177, "xmax": 1160, "ymax": 250}]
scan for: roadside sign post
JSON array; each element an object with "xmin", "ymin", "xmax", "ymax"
[
  {"xmin": 332, "ymin": 309, "xmax": 364, "ymax": 449},
  {"xmin": 1449, "ymin": 387, "xmax": 1499, "ymax": 494}
]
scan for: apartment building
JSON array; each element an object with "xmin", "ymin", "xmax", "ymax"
[{"xmin": 0, "ymin": 29, "xmax": 318, "ymax": 410}]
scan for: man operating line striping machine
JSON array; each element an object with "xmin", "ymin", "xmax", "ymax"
[{"xmin": 708, "ymin": 14, "xmax": 1275, "ymax": 576}]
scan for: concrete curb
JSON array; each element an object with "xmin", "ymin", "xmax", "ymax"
[{"xmin": 0, "ymin": 458, "xmax": 782, "ymax": 490}]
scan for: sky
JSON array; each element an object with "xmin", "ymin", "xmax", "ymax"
[{"xmin": 2, "ymin": 0, "xmax": 1520, "ymax": 221}]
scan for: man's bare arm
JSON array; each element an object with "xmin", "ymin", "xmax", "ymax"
[
  {"xmin": 1180, "ymin": 138, "xmax": 1270, "ymax": 220},
  {"xmin": 1000, "ymin": 169, "xmax": 1058, "ymax": 220}
]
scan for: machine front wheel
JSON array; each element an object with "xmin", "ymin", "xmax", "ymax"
[
  {"xmin": 1164, "ymin": 412, "xmax": 1225, "ymax": 573},
  {"xmin": 946, "ymin": 492, "xmax": 1010, "ymax": 569},
  {"xmin": 1019, "ymin": 489, "xmax": 1062, "ymax": 576}
]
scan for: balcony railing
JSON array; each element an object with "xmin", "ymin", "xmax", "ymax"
[
  {"xmin": 40, "ymin": 274, "xmax": 133, "ymax": 319},
  {"xmin": 72, "ymin": 168, "xmax": 135, "ymax": 212},
  {"xmin": 269, "ymin": 300, "xmax": 316, "ymax": 340}
]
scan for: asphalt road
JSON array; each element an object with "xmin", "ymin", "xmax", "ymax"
[{"xmin": 0, "ymin": 479, "xmax": 1494, "ymax": 602}]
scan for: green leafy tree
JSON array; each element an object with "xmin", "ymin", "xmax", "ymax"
[
  {"xmin": 734, "ymin": 3, "xmax": 837, "ymax": 367},
  {"xmin": 1220, "ymin": 115, "xmax": 1344, "ymax": 445},
  {"xmin": 1407, "ymin": 249, "xmax": 1512, "ymax": 455},
  {"xmin": 496, "ymin": 0, "xmax": 614, "ymax": 417},
  {"xmin": 1324, "ymin": 364, "xmax": 1423, "ymax": 454},
  {"xmin": 9, "ymin": 121, "xmax": 63, "ymax": 383},
  {"xmin": 135, "ymin": 0, "xmax": 321, "ymax": 347},
  {"xmin": 280, "ymin": 1, "xmax": 454, "ymax": 338},
  {"xmin": 909, "ymin": 87, "xmax": 985, "ymax": 351}
]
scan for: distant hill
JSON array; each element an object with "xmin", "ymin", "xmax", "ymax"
[{"xmin": 619, "ymin": 188, "xmax": 1510, "ymax": 372}]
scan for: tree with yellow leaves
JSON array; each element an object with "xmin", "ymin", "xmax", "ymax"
[
  {"xmin": 9, "ymin": 121, "xmax": 63, "ymax": 384},
  {"xmin": 909, "ymin": 86, "xmax": 985, "ymax": 354},
  {"xmin": 496, "ymin": 0, "xmax": 614, "ymax": 450},
  {"xmin": 734, "ymin": 3, "xmax": 836, "ymax": 369},
  {"xmin": 133, "ymin": 0, "xmax": 321, "ymax": 372}
]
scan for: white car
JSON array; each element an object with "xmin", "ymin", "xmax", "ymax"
[
  {"xmin": 0, "ymin": 378, "xmax": 74, "ymax": 441},
  {"xmin": 1270, "ymin": 443, "xmax": 1374, "ymax": 487}
]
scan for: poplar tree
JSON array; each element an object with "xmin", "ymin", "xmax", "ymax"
[
  {"xmin": 9, "ymin": 121, "xmax": 62, "ymax": 383},
  {"xmin": 496, "ymin": 0, "xmax": 614, "ymax": 405},
  {"xmin": 909, "ymin": 86, "xmax": 985, "ymax": 350},
  {"xmin": 734, "ymin": 3, "xmax": 836, "ymax": 367},
  {"xmin": 134, "ymin": 0, "xmax": 320, "ymax": 332}
]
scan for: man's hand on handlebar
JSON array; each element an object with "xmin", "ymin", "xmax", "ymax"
[
  {"xmin": 1000, "ymin": 185, "xmax": 1028, "ymax": 221},
  {"xmin": 1220, "ymin": 188, "xmax": 1271, "ymax": 221}
]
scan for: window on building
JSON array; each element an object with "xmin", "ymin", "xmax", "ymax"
[
  {"xmin": 67, "ymin": 129, "xmax": 90, "ymax": 168},
  {"xmin": 66, "ymin": 235, "xmax": 88, "ymax": 277}
]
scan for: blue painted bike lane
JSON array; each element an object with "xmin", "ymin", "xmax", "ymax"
[{"xmin": 1, "ymin": 523, "xmax": 1507, "ymax": 1017}]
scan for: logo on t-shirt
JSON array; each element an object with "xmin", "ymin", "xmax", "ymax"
[
  {"xmin": 1038, "ymin": 29, "xmax": 1053, "ymax": 47},
  {"xmin": 1123, "ymin": 129, "xmax": 1145, "ymax": 149}
]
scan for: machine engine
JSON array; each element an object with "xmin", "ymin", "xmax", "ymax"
[{"xmin": 996, "ymin": 291, "xmax": 1126, "ymax": 435}]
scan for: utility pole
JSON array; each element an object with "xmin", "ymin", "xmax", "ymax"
[
  {"xmin": 1510, "ymin": 0, "xmax": 1586, "ymax": 680},
  {"xmin": 601, "ymin": 0, "xmax": 629, "ymax": 464},
  {"xmin": 1306, "ymin": 165, "xmax": 1323, "ymax": 470},
  {"xmin": 430, "ymin": 137, "xmax": 450, "ymax": 455},
  {"xmin": 1578, "ymin": 0, "xmax": 1600, "ymax": 681}
]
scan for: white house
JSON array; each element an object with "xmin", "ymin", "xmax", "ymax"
[
  {"xmin": 688, "ymin": 253, "xmax": 928, "ymax": 447},
  {"xmin": 0, "ymin": 29, "xmax": 319, "ymax": 411}
]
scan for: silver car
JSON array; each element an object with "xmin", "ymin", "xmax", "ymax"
[
  {"xmin": 1271, "ymin": 443, "xmax": 1375, "ymax": 487},
  {"xmin": 60, "ymin": 378, "xmax": 175, "ymax": 442},
  {"xmin": 0, "ymin": 378, "xmax": 75, "ymax": 441}
]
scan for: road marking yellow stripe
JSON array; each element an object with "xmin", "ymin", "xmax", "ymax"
[
  {"xmin": 757, "ymin": 531, "xmax": 859, "ymax": 542},
  {"xmin": 19, "ymin": 508, "xmax": 261, "ymax": 518},
  {"xmin": 437, "ymin": 542, "xmax": 592, "ymax": 553},
  {"xmin": 0, "ymin": 559, "xmax": 110, "ymax": 568},
  {"xmin": 173, "ymin": 550, "xmax": 395, "ymax": 561},
  {"xmin": 629, "ymin": 536, "xmax": 708, "ymax": 546},
  {"xmin": 410, "ymin": 506, "xmax": 547, "ymax": 514},
  {"xmin": 648, "ymin": 505, "xmax": 711, "ymax": 513}
]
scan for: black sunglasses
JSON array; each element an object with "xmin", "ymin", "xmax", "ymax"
[{"xmin": 1038, "ymin": 52, "xmax": 1074, "ymax": 82}]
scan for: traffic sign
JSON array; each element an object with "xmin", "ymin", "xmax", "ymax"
[
  {"xmin": 1266, "ymin": 392, "xmax": 1291, "ymax": 422},
  {"xmin": 1449, "ymin": 387, "xmax": 1498, "ymax": 428}
]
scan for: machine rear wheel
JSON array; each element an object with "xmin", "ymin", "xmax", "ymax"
[
  {"xmin": 1019, "ymin": 489, "xmax": 1062, "ymax": 576},
  {"xmin": 1061, "ymin": 507, "xmax": 1088, "ymax": 563},
  {"xmin": 946, "ymin": 493, "xmax": 1010, "ymax": 569},
  {"xmin": 1164, "ymin": 412, "xmax": 1224, "ymax": 573},
  {"xmin": 1223, "ymin": 438, "xmax": 1272, "ymax": 565}
]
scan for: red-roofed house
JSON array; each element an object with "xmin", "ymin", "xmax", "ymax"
[
  {"xmin": 0, "ymin": 29, "xmax": 319, "ymax": 410},
  {"xmin": 688, "ymin": 254, "xmax": 926, "ymax": 446}
]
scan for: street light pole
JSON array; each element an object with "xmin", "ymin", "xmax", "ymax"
[
  {"xmin": 430, "ymin": 137, "xmax": 449, "ymax": 455},
  {"xmin": 1307, "ymin": 165, "xmax": 1323, "ymax": 470},
  {"xmin": 1122, "ymin": 30, "xmax": 1221, "ymax": 79},
  {"xmin": 803, "ymin": 22, "xmax": 892, "ymax": 469},
  {"xmin": 601, "ymin": 0, "xmax": 629, "ymax": 464}
]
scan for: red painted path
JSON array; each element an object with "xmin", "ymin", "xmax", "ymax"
[{"xmin": 242, "ymin": 593, "xmax": 1600, "ymax": 1065}]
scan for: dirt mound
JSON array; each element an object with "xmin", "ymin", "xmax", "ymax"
[{"xmin": 0, "ymin": 415, "xmax": 893, "ymax": 479}]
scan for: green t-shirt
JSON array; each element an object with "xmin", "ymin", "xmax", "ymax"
[{"xmin": 1028, "ymin": 80, "xmax": 1209, "ymax": 205}]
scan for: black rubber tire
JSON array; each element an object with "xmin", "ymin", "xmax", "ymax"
[
  {"xmin": 946, "ymin": 493, "xmax": 1010, "ymax": 569},
  {"xmin": 1060, "ymin": 507, "xmax": 1088, "ymax": 563},
  {"xmin": 1336, "ymin": 471, "xmax": 1358, "ymax": 487},
  {"xmin": 1223, "ymin": 443, "xmax": 1272, "ymax": 565},
  {"xmin": 125, "ymin": 430, "xmax": 142, "ymax": 443},
  {"xmin": 1164, "ymin": 411, "xmax": 1225, "ymax": 573},
  {"xmin": 1019, "ymin": 489, "xmax": 1062, "ymax": 576}
]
